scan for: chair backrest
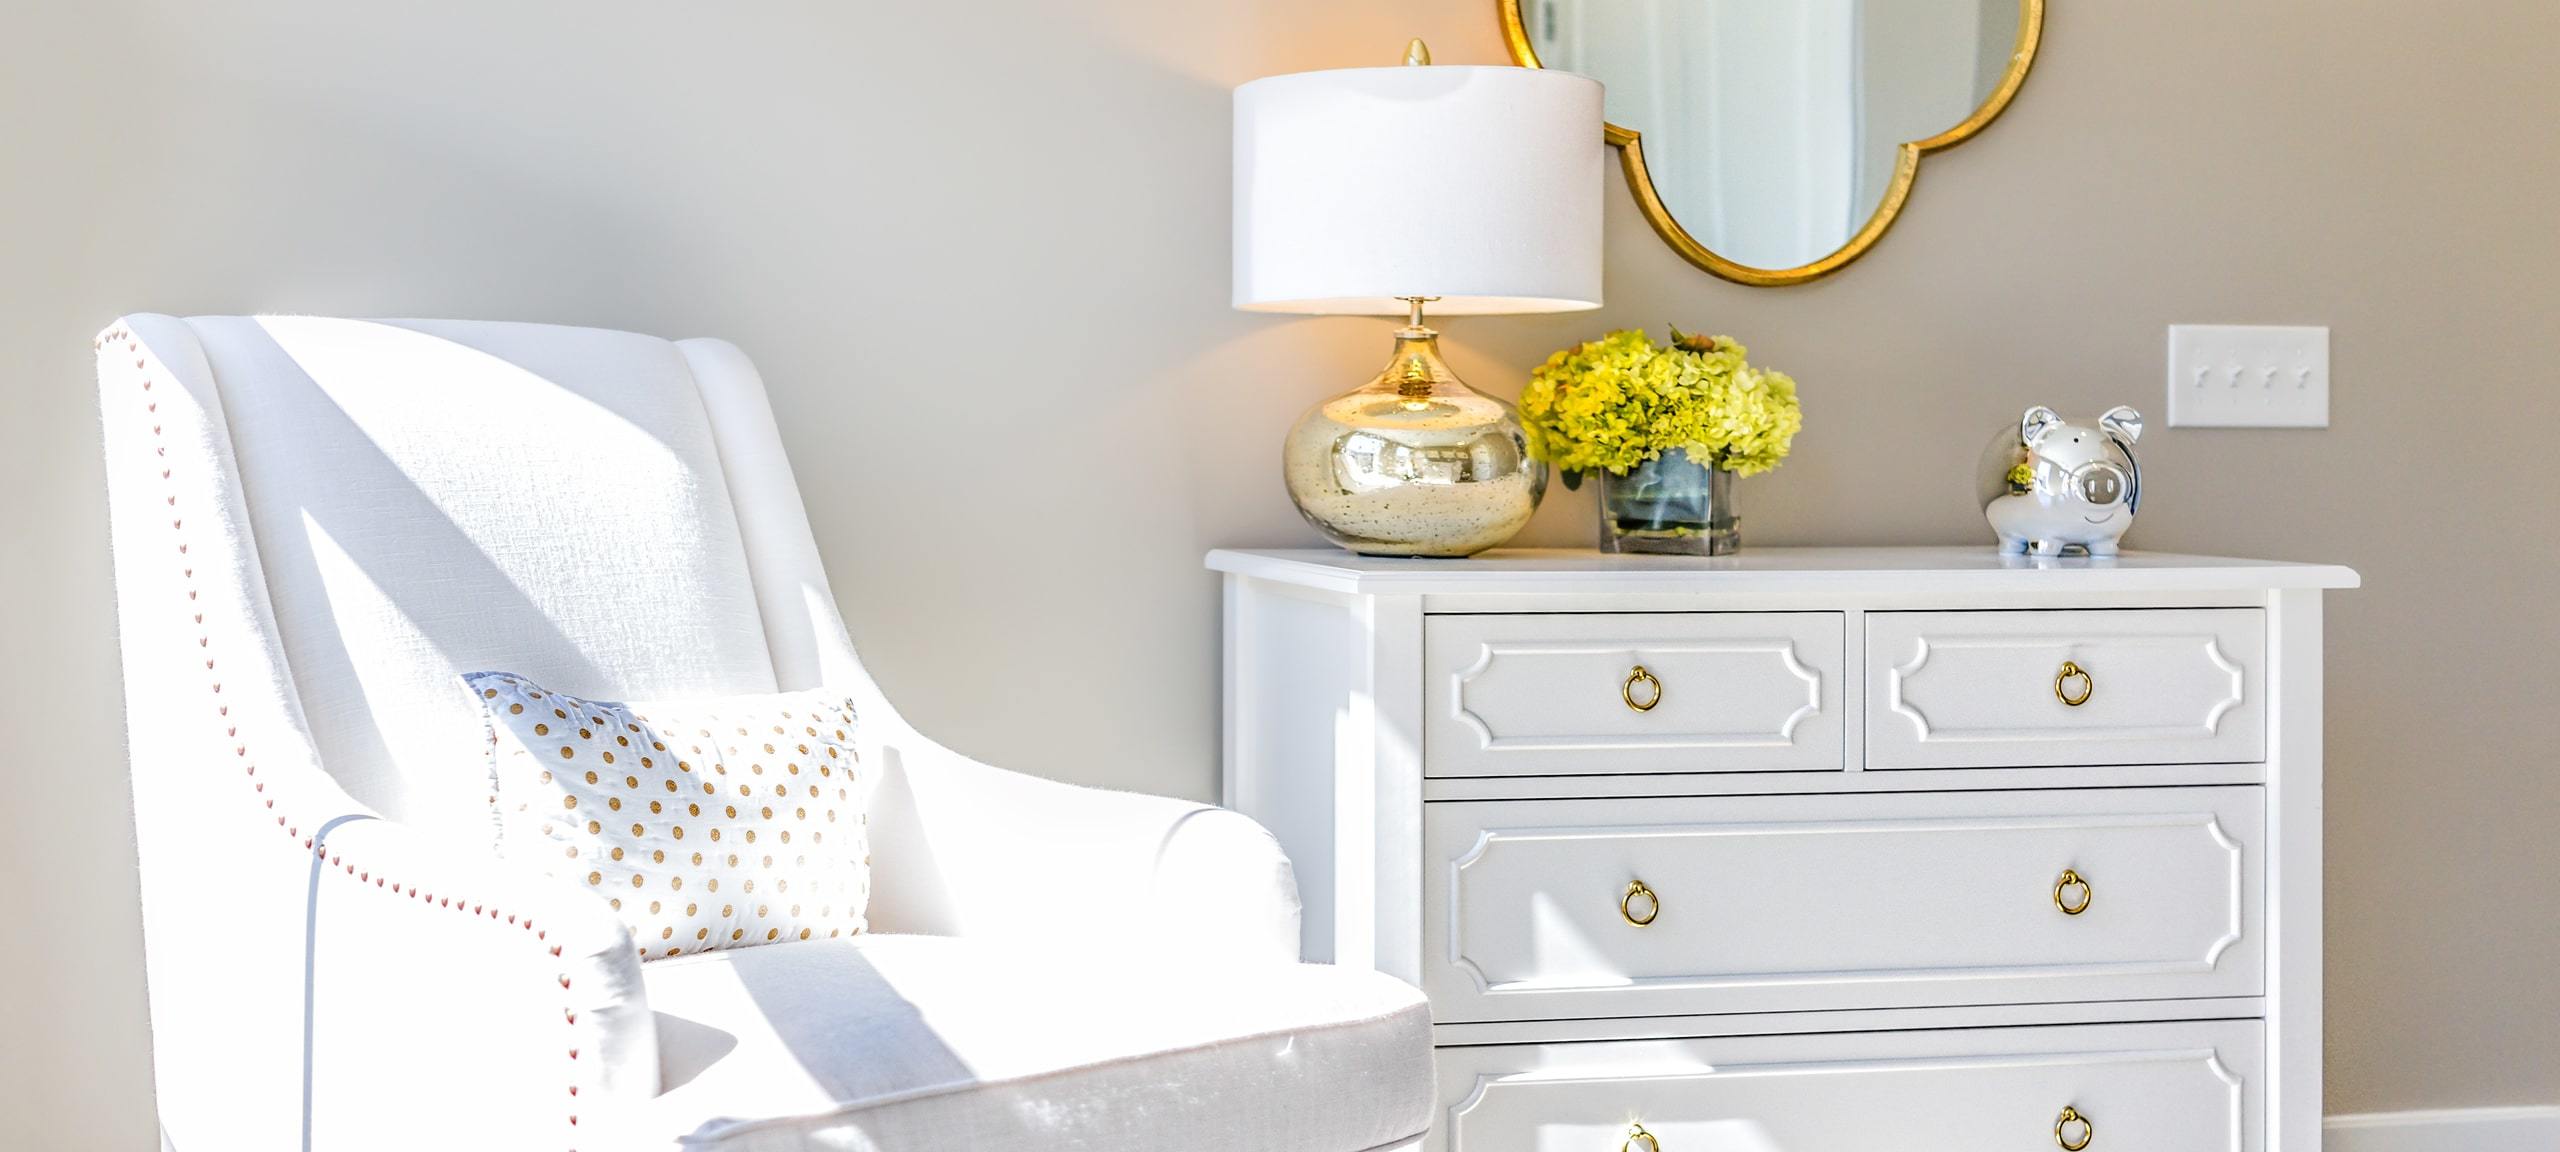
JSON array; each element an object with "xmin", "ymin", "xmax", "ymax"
[{"xmin": 112, "ymin": 315, "xmax": 865, "ymax": 844}]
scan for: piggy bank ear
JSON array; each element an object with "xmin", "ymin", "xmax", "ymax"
[
  {"xmin": 2100, "ymin": 406, "xmax": 2144, "ymax": 444},
  {"xmin": 2020, "ymin": 406, "xmax": 2062, "ymax": 446}
]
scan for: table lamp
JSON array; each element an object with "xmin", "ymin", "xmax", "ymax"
[{"xmin": 1233, "ymin": 40, "xmax": 1603, "ymax": 557}]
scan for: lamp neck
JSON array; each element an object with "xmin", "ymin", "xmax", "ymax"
[
  {"xmin": 1384, "ymin": 317, "xmax": 1449, "ymax": 402},
  {"xmin": 1398, "ymin": 295, "xmax": 1439, "ymax": 335}
]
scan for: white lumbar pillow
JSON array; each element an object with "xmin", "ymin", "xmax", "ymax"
[{"xmin": 463, "ymin": 671, "xmax": 871, "ymax": 960}]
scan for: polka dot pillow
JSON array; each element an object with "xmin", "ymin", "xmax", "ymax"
[{"xmin": 464, "ymin": 671, "xmax": 870, "ymax": 960}]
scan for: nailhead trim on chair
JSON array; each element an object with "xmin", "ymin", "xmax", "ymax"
[{"xmin": 104, "ymin": 325, "xmax": 587, "ymax": 1148}]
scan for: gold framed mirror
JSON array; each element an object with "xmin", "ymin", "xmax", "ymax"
[{"xmin": 1500, "ymin": 0, "xmax": 2043, "ymax": 286}]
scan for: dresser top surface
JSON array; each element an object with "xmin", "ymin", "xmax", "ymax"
[{"xmin": 1206, "ymin": 546, "xmax": 2358, "ymax": 596}]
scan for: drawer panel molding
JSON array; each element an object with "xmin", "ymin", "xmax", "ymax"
[
  {"xmin": 1424, "ymin": 788, "xmax": 2264, "ymax": 1022},
  {"xmin": 1426, "ymin": 612, "xmax": 1846, "ymax": 777},
  {"xmin": 1438, "ymin": 1021, "xmax": 2260, "ymax": 1152},
  {"xmin": 1451, "ymin": 637, "xmax": 1824, "ymax": 749},
  {"xmin": 1868, "ymin": 608, "xmax": 2268, "ymax": 769}
]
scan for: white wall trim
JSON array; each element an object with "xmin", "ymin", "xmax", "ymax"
[{"xmin": 2325, "ymin": 1107, "xmax": 2560, "ymax": 1152}]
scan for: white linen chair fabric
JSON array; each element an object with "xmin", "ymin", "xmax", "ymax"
[{"xmin": 95, "ymin": 314, "xmax": 1431, "ymax": 1151}]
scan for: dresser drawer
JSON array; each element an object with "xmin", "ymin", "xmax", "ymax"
[
  {"xmin": 1424, "ymin": 612, "xmax": 1845, "ymax": 776},
  {"xmin": 1433, "ymin": 1020, "xmax": 2261, "ymax": 1152},
  {"xmin": 1867, "ymin": 608, "xmax": 2266, "ymax": 769},
  {"xmin": 1422, "ymin": 787, "xmax": 2261, "ymax": 1022}
]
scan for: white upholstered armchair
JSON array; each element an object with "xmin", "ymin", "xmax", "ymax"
[{"xmin": 97, "ymin": 315, "xmax": 1430, "ymax": 1151}]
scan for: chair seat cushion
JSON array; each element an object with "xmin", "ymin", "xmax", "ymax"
[{"xmin": 624, "ymin": 934, "xmax": 1433, "ymax": 1151}]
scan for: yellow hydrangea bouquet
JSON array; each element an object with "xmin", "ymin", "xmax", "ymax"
[{"xmin": 1518, "ymin": 327, "xmax": 1802, "ymax": 554}]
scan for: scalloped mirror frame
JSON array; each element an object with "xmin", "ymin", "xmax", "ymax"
[{"xmin": 1499, "ymin": 0, "xmax": 2044, "ymax": 287}]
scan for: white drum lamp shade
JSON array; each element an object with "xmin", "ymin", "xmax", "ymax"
[{"xmin": 1233, "ymin": 64, "xmax": 1605, "ymax": 316}]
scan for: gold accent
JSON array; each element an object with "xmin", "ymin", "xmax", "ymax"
[
  {"xmin": 2055, "ymin": 660, "xmax": 2094, "ymax": 707},
  {"xmin": 1623, "ymin": 1121, "xmax": 1661, "ymax": 1152},
  {"xmin": 1397, "ymin": 356, "xmax": 1435, "ymax": 401},
  {"xmin": 2055, "ymin": 1106, "xmax": 2094, "ymax": 1151},
  {"xmin": 1498, "ymin": 0, "xmax": 2045, "ymax": 286},
  {"xmin": 1622, "ymin": 665, "xmax": 1663, "ymax": 712},
  {"xmin": 1621, "ymin": 879, "xmax": 1660, "ymax": 927},
  {"xmin": 2053, "ymin": 869, "xmax": 2092, "ymax": 916},
  {"xmin": 1404, "ymin": 38, "xmax": 1432, "ymax": 66}
]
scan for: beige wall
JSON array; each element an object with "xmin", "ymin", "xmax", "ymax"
[{"xmin": 4, "ymin": 0, "xmax": 2553, "ymax": 1144}]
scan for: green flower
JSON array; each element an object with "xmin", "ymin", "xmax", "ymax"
[{"xmin": 1518, "ymin": 326, "xmax": 1802, "ymax": 478}]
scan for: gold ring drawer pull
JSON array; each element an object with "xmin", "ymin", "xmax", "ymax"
[
  {"xmin": 2053, "ymin": 869, "xmax": 2093, "ymax": 915},
  {"xmin": 1623, "ymin": 1121, "xmax": 1661, "ymax": 1152},
  {"xmin": 2055, "ymin": 1106, "xmax": 2094, "ymax": 1150},
  {"xmin": 1621, "ymin": 880, "xmax": 1660, "ymax": 927},
  {"xmin": 1622, "ymin": 665, "xmax": 1663, "ymax": 712},
  {"xmin": 2054, "ymin": 660, "xmax": 2094, "ymax": 707}
]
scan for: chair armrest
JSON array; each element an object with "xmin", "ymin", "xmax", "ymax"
[
  {"xmin": 137, "ymin": 790, "xmax": 657, "ymax": 1147},
  {"xmin": 299, "ymin": 818, "xmax": 659, "ymax": 1140},
  {"xmin": 863, "ymin": 729, "xmax": 1302, "ymax": 963}
]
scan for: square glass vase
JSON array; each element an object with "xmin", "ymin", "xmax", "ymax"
[{"xmin": 1596, "ymin": 449, "xmax": 1738, "ymax": 556}]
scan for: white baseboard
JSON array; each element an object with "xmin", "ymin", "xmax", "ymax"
[{"xmin": 2325, "ymin": 1107, "xmax": 2560, "ymax": 1152}]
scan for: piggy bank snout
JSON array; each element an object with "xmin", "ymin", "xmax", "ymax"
[{"xmin": 2074, "ymin": 462, "xmax": 2129, "ymax": 506}]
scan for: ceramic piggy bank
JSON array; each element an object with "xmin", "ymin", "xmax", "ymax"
[{"xmin": 1977, "ymin": 405, "xmax": 2143, "ymax": 556}]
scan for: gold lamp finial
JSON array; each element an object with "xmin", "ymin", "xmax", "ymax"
[{"xmin": 1404, "ymin": 38, "xmax": 1432, "ymax": 66}]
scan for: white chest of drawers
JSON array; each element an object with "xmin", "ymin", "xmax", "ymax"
[{"xmin": 1211, "ymin": 547, "xmax": 2355, "ymax": 1152}]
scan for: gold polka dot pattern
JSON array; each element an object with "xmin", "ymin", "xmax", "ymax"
[{"xmin": 466, "ymin": 672, "xmax": 870, "ymax": 960}]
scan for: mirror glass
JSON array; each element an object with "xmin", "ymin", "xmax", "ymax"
[{"xmin": 1520, "ymin": 0, "xmax": 2025, "ymax": 275}]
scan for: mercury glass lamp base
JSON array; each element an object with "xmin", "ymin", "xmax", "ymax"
[{"xmin": 1281, "ymin": 325, "xmax": 1545, "ymax": 558}]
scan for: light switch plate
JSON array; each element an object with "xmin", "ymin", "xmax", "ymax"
[{"xmin": 2166, "ymin": 324, "xmax": 2329, "ymax": 428}]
